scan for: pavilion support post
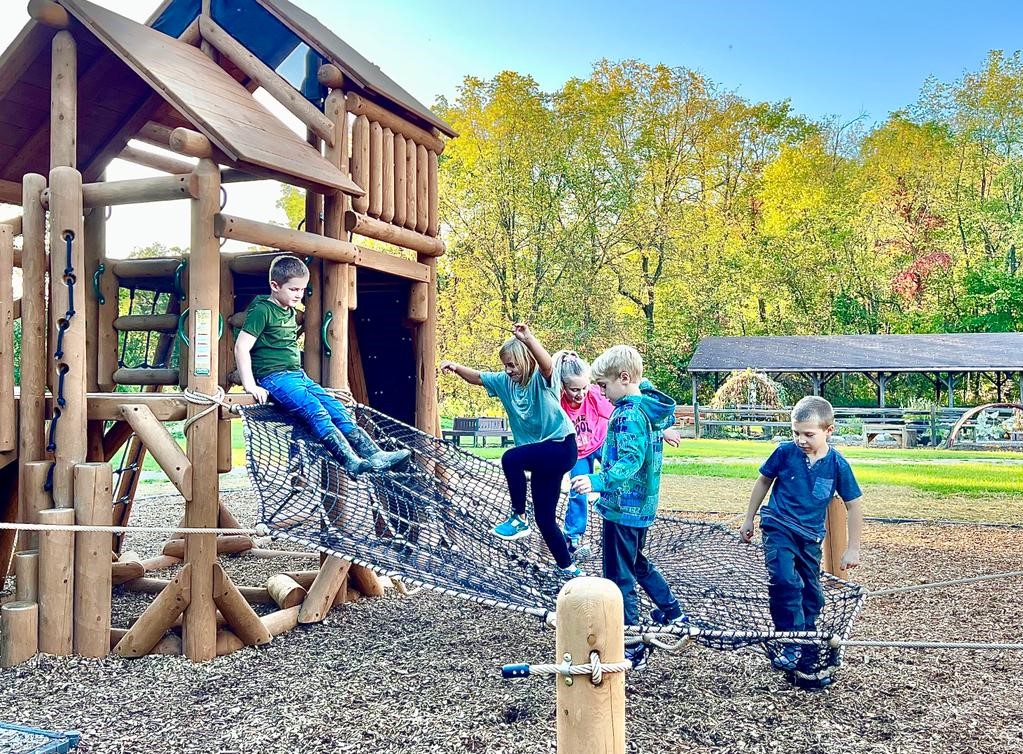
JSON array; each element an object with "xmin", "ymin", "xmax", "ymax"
[
  {"xmin": 182, "ymin": 158, "xmax": 221, "ymax": 662},
  {"xmin": 877, "ymin": 372, "xmax": 889, "ymax": 409},
  {"xmin": 691, "ymin": 374, "xmax": 700, "ymax": 438}
]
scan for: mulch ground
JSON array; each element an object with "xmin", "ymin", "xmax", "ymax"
[{"xmin": 1, "ymin": 485, "xmax": 1021, "ymax": 754}]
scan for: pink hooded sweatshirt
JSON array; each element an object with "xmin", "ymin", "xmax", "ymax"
[{"xmin": 561, "ymin": 387, "xmax": 615, "ymax": 458}]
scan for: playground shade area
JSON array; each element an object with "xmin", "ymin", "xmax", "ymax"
[{"xmin": 1, "ymin": 486, "xmax": 1020, "ymax": 753}]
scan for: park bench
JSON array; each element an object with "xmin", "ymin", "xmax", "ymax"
[
  {"xmin": 442, "ymin": 417, "xmax": 514, "ymax": 447},
  {"xmin": 863, "ymin": 422, "xmax": 918, "ymax": 448}
]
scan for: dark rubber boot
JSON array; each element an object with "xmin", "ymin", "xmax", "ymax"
[
  {"xmin": 347, "ymin": 426, "xmax": 410, "ymax": 471},
  {"xmin": 322, "ymin": 431, "xmax": 373, "ymax": 477}
]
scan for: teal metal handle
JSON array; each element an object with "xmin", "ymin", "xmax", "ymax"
[
  {"xmin": 321, "ymin": 310, "xmax": 333, "ymax": 359},
  {"xmin": 173, "ymin": 260, "xmax": 187, "ymax": 302},
  {"xmin": 92, "ymin": 263, "xmax": 105, "ymax": 305},
  {"xmin": 177, "ymin": 308, "xmax": 224, "ymax": 348}
]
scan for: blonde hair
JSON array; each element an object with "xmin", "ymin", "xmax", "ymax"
[
  {"xmin": 551, "ymin": 350, "xmax": 591, "ymax": 398},
  {"xmin": 791, "ymin": 396, "xmax": 834, "ymax": 428},
  {"xmin": 499, "ymin": 337, "xmax": 536, "ymax": 386},
  {"xmin": 591, "ymin": 345, "xmax": 643, "ymax": 382}
]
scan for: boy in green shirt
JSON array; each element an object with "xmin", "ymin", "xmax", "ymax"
[{"xmin": 234, "ymin": 255, "xmax": 409, "ymax": 475}]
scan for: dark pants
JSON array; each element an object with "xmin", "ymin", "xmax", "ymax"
[
  {"xmin": 602, "ymin": 519, "xmax": 680, "ymax": 626},
  {"xmin": 259, "ymin": 369, "xmax": 356, "ymax": 438},
  {"xmin": 500, "ymin": 436, "xmax": 577, "ymax": 568},
  {"xmin": 762, "ymin": 523, "xmax": 824, "ymax": 632}
]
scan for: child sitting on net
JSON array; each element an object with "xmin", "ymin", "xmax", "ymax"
[{"xmin": 234, "ymin": 254, "xmax": 409, "ymax": 476}]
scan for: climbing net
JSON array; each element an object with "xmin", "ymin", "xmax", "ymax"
[{"xmin": 241, "ymin": 403, "xmax": 866, "ymax": 674}]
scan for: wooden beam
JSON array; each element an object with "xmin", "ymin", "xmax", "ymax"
[
  {"xmin": 38, "ymin": 507, "xmax": 75, "ymax": 655},
  {"xmin": 345, "ymin": 92, "xmax": 445, "ymax": 154},
  {"xmin": 50, "ymin": 30, "xmax": 77, "ymax": 169},
  {"xmin": 199, "ymin": 17, "xmax": 335, "ymax": 147},
  {"xmin": 27, "ymin": 0, "xmax": 69, "ymax": 29},
  {"xmin": 316, "ymin": 63, "xmax": 344, "ymax": 89},
  {"xmin": 351, "ymin": 115, "xmax": 370, "ymax": 214},
  {"xmin": 298, "ymin": 556, "xmax": 351, "ymax": 624},
  {"xmin": 215, "ymin": 213, "xmax": 359, "ymax": 263},
  {"xmin": 170, "ymin": 128, "xmax": 213, "ymax": 159},
  {"xmin": 0, "ymin": 226, "xmax": 13, "ymax": 452},
  {"xmin": 120, "ymin": 404, "xmax": 192, "ymax": 499},
  {"xmin": 212, "ymin": 563, "xmax": 272, "ymax": 647},
  {"xmin": 113, "ymin": 564, "xmax": 191, "ymax": 657},
  {"xmin": 0, "ymin": 216, "xmax": 23, "ymax": 236},
  {"xmin": 345, "ymin": 211, "xmax": 445, "ymax": 257},
  {"xmin": 0, "ymin": 181, "xmax": 23, "ymax": 205},
  {"xmin": 118, "ymin": 145, "xmax": 197, "ymax": 175},
  {"xmin": 73, "ymin": 463, "xmax": 112, "ymax": 658},
  {"xmin": 43, "ymin": 175, "xmax": 199, "ymax": 209}
]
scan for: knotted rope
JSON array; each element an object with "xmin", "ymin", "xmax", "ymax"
[
  {"xmin": 502, "ymin": 651, "xmax": 633, "ymax": 683},
  {"xmin": 182, "ymin": 386, "xmax": 238, "ymax": 435}
]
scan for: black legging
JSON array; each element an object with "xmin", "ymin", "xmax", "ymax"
[{"xmin": 501, "ymin": 435, "xmax": 578, "ymax": 568}]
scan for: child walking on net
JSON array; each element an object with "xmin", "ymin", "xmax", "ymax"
[
  {"xmin": 441, "ymin": 324, "xmax": 581, "ymax": 577},
  {"xmin": 234, "ymin": 255, "xmax": 409, "ymax": 476}
]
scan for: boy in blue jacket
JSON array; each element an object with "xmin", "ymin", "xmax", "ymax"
[{"xmin": 570, "ymin": 345, "xmax": 683, "ymax": 669}]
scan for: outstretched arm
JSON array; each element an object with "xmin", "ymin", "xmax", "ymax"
[
  {"xmin": 512, "ymin": 323, "xmax": 553, "ymax": 381},
  {"xmin": 440, "ymin": 360, "xmax": 483, "ymax": 386}
]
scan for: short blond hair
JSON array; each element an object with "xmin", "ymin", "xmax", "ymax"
[
  {"xmin": 498, "ymin": 337, "xmax": 536, "ymax": 386},
  {"xmin": 591, "ymin": 345, "xmax": 643, "ymax": 382},
  {"xmin": 791, "ymin": 396, "xmax": 834, "ymax": 428}
]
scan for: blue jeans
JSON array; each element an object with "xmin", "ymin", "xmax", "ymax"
[
  {"xmin": 602, "ymin": 519, "xmax": 680, "ymax": 626},
  {"xmin": 258, "ymin": 370, "xmax": 356, "ymax": 439},
  {"xmin": 563, "ymin": 450, "xmax": 598, "ymax": 543},
  {"xmin": 761, "ymin": 522, "xmax": 824, "ymax": 633}
]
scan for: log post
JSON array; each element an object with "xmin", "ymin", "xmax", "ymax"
[
  {"xmin": 14, "ymin": 551, "xmax": 39, "ymax": 602},
  {"xmin": 323, "ymin": 263, "xmax": 349, "ymax": 391},
  {"xmin": 83, "ymin": 172, "xmax": 106, "ymax": 462},
  {"xmin": 38, "ymin": 507, "xmax": 75, "ymax": 655},
  {"xmin": 73, "ymin": 463, "xmax": 112, "ymax": 658},
  {"xmin": 266, "ymin": 574, "xmax": 307, "ymax": 609},
  {"xmin": 48, "ymin": 166, "xmax": 86, "ymax": 508},
  {"xmin": 120, "ymin": 404, "xmax": 192, "ymax": 499},
  {"xmin": 182, "ymin": 158, "xmax": 221, "ymax": 662},
  {"xmin": 427, "ymin": 150, "xmax": 439, "ymax": 237},
  {"xmin": 416, "ymin": 144, "xmax": 429, "ymax": 235},
  {"xmin": 322, "ymin": 88, "xmax": 351, "ymax": 390},
  {"xmin": 0, "ymin": 225, "xmax": 13, "ymax": 452},
  {"xmin": 381, "ymin": 128, "xmax": 395, "ymax": 223},
  {"xmin": 50, "ymin": 30, "xmax": 77, "ymax": 169},
  {"xmin": 19, "ymin": 462, "xmax": 53, "ymax": 553},
  {"xmin": 369, "ymin": 121, "xmax": 383, "ymax": 218},
  {"xmin": 351, "ymin": 115, "xmax": 370, "ymax": 214},
  {"xmin": 556, "ymin": 577, "xmax": 626, "ymax": 754},
  {"xmin": 415, "ymin": 258, "xmax": 438, "ymax": 434},
  {"xmin": 303, "ymin": 129, "xmax": 324, "ymax": 382},
  {"xmin": 218, "ymin": 232, "xmax": 236, "ymax": 475},
  {"xmin": 822, "ymin": 497, "xmax": 849, "ymax": 579},
  {"xmin": 212, "ymin": 563, "xmax": 272, "ymax": 647},
  {"xmin": 298, "ymin": 556, "xmax": 351, "ymax": 624},
  {"xmin": 0, "ymin": 602, "xmax": 38, "ymax": 668},
  {"xmin": 393, "ymin": 134, "xmax": 406, "ymax": 228},
  {"xmin": 113, "ymin": 565, "xmax": 191, "ymax": 657},
  {"xmin": 28, "ymin": 0, "xmax": 70, "ymax": 29},
  {"xmin": 405, "ymin": 137, "xmax": 417, "ymax": 230}
]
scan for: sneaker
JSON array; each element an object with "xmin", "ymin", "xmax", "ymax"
[
  {"xmin": 625, "ymin": 643, "xmax": 648, "ymax": 671},
  {"xmin": 493, "ymin": 514, "xmax": 531, "ymax": 540},
  {"xmin": 770, "ymin": 644, "xmax": 801, "ymax": 672},
  {"xmin": 650, "ymin": 606, "xmax": 688, "ymax": 626},
  {"xmin": 791, "ymin": 667, "xmax": 835, "ymax": 690},
  {"xmin": 558, "ymin": 564, "xmax": 584, "ymax": 578},
  {"xmin": 573, "ymin": 544, "xmax": 593, "ymax": 562}
]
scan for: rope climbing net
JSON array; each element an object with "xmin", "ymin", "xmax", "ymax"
[{"xmin": 241, "ymin": 403, "xmax": 867, "ymax": 675}]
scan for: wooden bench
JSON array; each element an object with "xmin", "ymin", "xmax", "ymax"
[
  {"xmin": 863, "ymin": 422, "xmax": 918, "ymax": 448},
  {"xmin": 442, "ymin": 417, "xmax": 514, "ymax": 447}
]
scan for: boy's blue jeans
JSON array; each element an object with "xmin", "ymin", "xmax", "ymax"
[
  {"xmin": 563, "ymin": 450, "xmax": 598, "ymax": 543},
  {"xmin": 258, "ymin": 370, "xmax": 356, "ymax": 438},
  {"xmin": 761, "ymin": 522, "xmax": 824, "ymax": 632},
  {"xmin": 602, "ymin": 519, "xmax": 680, "ymax": 626}
]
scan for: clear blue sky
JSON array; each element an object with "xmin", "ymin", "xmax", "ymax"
[{"xmin": 302, "ymin": 0, "xmax": 1023, "ymax": 125}]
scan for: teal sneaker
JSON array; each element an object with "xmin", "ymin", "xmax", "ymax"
[
  {"xmin": 493, "ymin": 514, "xmax": 531, "ymax": 540},
  {"xmin": 558, "ymin": 564, "xmax": 584, "ymax": 578}
]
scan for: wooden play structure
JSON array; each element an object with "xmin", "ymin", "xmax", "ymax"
[{"xmin": 0, "ymin": 0, "xmax": 455, "ymax": 665}]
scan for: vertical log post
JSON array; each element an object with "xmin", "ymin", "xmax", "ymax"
[
  {"xmin": 96, "ymin": 243, "xmax": 119, "ymax": 393},
  {"xmin": 48, "ymin": 167, "xmax": 86, "ymax": 509},
  {"xmin": 14, "ymin": 550, "xmax": 39, "ymax": 602},
  {"xmin": 822, "ymin": 497, "xmax": 849, "ymax": 580},
  {"xmin": 183, "ymin": 158, "xmax": 221, "ymax": 662},
  {"xmin": 218, "ymin": 251, "xmax": 236, "ymax": 474},
  {"xmin": 323, "ymin": 88, "xmax": 350, "ymax": 389},
  {"xmin": 50, "ymin": 29, "xmax": 77, "ymax": 169},
  {"xmin": 323, "ymin": 264, "xmax": 349, "ymax": 391},
  {"xmin": 416, "ymin": 144, "xmax": 429, "ymax": 235},
  {"xmin": 381, "ymin": 128, "xmax": 395, "ymax": 223},
  {"xmin": 19, "ymin": 462, "xmax": 53, "ymax": 553},
  {"xmin": 83, "ymin": 173, "xmax": 106, "ymax": 462},
  {"xmin": 393, "ymin": 135, "xmax": 406, "ymax": 228},
  {"xmin": 0, "ymin": 602, "xmax": 38, "ymax": 668},
  {"xmin": 427, "ymin": 150, "xmax": 439, "ymax": 237},
  {"xmin": 38, "ymin": 506, "xmax": 75, "ymax": 655},
  {"xmin": 303, "ymin": 129, "xmax": 324, "ymax": 382},
  {"xmin": 0, "ymin": 224, "xmax": 13, "ymax": 452},
  {"xmin": 73, "ymin": 463, "xmax": 111, "ymax": 658},
  {"xmin": 405, "ymin": 137, "xmax": 417, "ymax": 230},
  {"xmin": 556, "ymin": 577, "xmax": 626, "ymax": 754},
  {"xmin": 369, "ymin": 121, "xmax": 383, "ymax": 218},
  {"xmin": 351, "ymin": 115, "xmax": 370, "ymax": 214},
  {"xmin": 415, "ymin": 258, "xmax": 438, "ymax": 434}
]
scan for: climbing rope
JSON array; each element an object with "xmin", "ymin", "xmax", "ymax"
[
  {"xmin": 503, "ymin": 651, "xmax": 633, "ymax": 683},
  {"xmin": 181, "ymin": 386, "xmax": 238, "ymax": 435},
  {"xmin": 0, "ymin": 521, "xmax": 258, "ymax": 536}
]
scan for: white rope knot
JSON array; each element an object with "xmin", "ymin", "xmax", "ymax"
[{"xmin": 182, "ymin": 387, "xmax": 236, "ymax": 434}]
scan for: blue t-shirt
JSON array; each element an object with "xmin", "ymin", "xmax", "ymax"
[
  {"xmin": 759, "ymin": 442, "xmax": 862, "ymax": 542},
  {"xmin": 480, "ymin": 369, "xmax": 574, "ymax": 446}
]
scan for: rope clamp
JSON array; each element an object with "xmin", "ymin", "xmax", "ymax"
[{"xmin": 560, "ymin": 653, "xmax": 574, "ymax": 686}]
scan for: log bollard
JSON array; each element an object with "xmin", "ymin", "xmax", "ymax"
[{"xmin": 555, "ymin": 577, "xmax": 626, "ymax": 754}]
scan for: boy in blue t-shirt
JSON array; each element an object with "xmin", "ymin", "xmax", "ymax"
[{"xmin": 740, "ymin": 396, "xmax": 863, "ymax": 686}]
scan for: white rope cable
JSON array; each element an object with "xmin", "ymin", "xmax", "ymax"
[
  {"xmin": 0, "ymin": 521, "xmax": 258, "ymax": 536},
  {"xmin": 839, "ymin": 639, "xmax": 1023, "ymax": 651},
  {"xmin": 509, "ymin": 651, "xmax": 633, "ymax": 683},
  {"xmin": 182, "ymin": 387, "xmax": 237, "ymax": 435},
  {"xmin": 868, "ymin": 570, "xmax": 1023, "ymax": 598}
]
